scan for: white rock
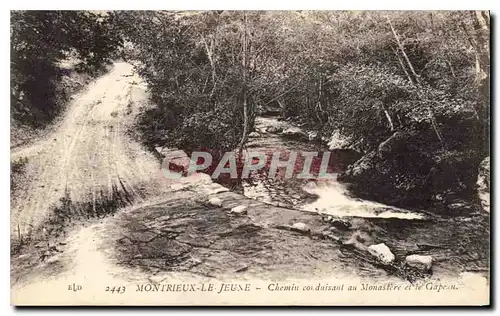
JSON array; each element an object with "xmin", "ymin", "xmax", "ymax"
[
  {"xmin": 405, "ymin": 255, "xmax": 433, "ymax": 270},
  {"xmin": 230, "ymin": 205, "xmax": 248, "ymax": 215},
  {"xmin": 368, "ymin": 243, "xmax": 395, "ymax": 264},
  {"xmin": 45, "ymin": 255, "xmax": 61, "ymax": 264},
  {"xmin": 248, "ymin": 131, "xmax": 261, "ymax": 138},
  {"xmin": 208, "ymin": 197, "xmax": 223, "ymax": 207},
  {"xmin": 291, "ymin": 222, "xmax": 310, "ymax": 233}
]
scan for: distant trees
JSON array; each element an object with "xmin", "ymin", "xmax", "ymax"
[
  {"xmin": 270, "ymin": 11, "xmax": 489, "ymax": 154},
  {"xmin": 11, "ymin": 11, "xmax": 122, "ymax": 126},
  {"xmin": 120, "ymin": 11, "xmax": 488, "ymax": 164}
]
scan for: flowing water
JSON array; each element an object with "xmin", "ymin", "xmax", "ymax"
[
  {"xmin": 240, "ymin": 116, "xmax": 490, "ymax": 279},
  {"xmin": 243, "ymin": 116, "xmax": 426, "ymax": 220}
]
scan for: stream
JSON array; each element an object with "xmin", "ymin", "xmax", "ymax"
[
  {"xmin": 238, "ymin": 116, "xmax": 490, "ymax": 279},
  {"xmin": 244, "ymin": 116, "xmax": 425, "ymax": 219}
]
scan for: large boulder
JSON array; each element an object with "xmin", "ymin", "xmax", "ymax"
[
  {"xmin": 477, "ymin": 157, "xmax": 490, "ymax": 213},
  {"xmin": 405, "ymin": 255, "xmax": 433, "ymax": 271},
  {"xmin": 326, "ymin": 130, "xmax": 362, "ymax": 167},
  {"xmin": 208, "ymin": 197, "xmax": 223, "ymax": 207},
  {"xmin": 367, "ymin": 243, "xmax": 395, "ymax": 264},
  {"xmin": 291, "ymin": 222, "xmax": 310, "ymax": 233},
  {"xmin": 339, "ymin": 128, "xmax": 483, "ymax": 211}
]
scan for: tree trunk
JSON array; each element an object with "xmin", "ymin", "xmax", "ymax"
[
  {"xmin": 392, "ymin": 46, "xmax": 413, "ymax": 84},
  {"xmin": 472, "ymin": 11, "xmax": 490, "ymax": 84},
  {"xmin": 383, "ymin": 107, "xmax": 395, "ymax": 132},
  {"xmin": 387, "ymin": 16, "xmax": 420, "ymax": 84},
  {"xmin": 387, "ymin": 16, "xmax": 446, "ymax": 150},
  {"xmin": 238, "ymin": 13, "xmax": 249, "ymax": 155},
  {"xmin": 202, "ymin": 36, "xmax": 217, "ymax": 97}
]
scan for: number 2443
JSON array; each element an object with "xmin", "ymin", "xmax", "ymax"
[{"xmin": 105, "ymin": 286, "xmax": 126, "ymax": 294}]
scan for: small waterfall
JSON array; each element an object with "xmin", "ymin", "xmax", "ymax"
[
  {"xmin": 243, "ymin": 116, "xmax": 426, "ymax": 220},
  {"xmin": 301, "ymin": 176, "xmax": 425, "ymax": 220}
]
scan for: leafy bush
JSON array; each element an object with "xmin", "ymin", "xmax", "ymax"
[
  {"xmin": 11, "ymin": 11, "xmax": 122, "ymax": 126},
  {"xmin": 116, "ymin": 11, "xmax": 252, "ymax": 153}
]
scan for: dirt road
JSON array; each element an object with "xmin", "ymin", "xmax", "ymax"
[{"xmin": 10, "ymin": 62, "xmax": 167, "ymax": 238}]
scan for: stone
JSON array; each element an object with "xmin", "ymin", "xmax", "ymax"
[
  {"xmin": 291, "ymin": 222, "xmax": 310, "ymax": 233},
  {"xmin": 477, "ymin": 157, "xmax": 490, "ymax": 213},
  {"xmin": 266, "ymin": 126, "xmax": 283, "ymax": 134},
  {"xmin": 230, "ymin": 205, "xmax": 248, "ymax": 215},
  {"xmin": 367, "ymin": 243, "xmax": 395, "ymax": 264},
  {"xmin": 321, "ymin": 215, "xmax": 333, "ymax": 223},
  {"xmin": 343, "ymin": 151, "xmax": 376, "ymax": 178},
  {"xmin": 330, "ymin": 219, "xmax": 351, "ymax": 231},
  {"xmin": 281, "ymin": 127, "xmax": 307, "ymax": 140},
  {"xmin": 248, "ymin": 132, "xmax": 261, "ymax": 138},
  {"xmin": 154, "ymin": 147, "xmax": 163, "ymax": 155},
  {"xmin": 45, "ymin": 254, "xmax": 61, "ymax": 264},
  {"xmin": 405, "ymin": 255, "xmax": 433, "ymax": 271},
  {"xmin": 208, "ymin": 197, "xmax": 223, "ymax": 207}
]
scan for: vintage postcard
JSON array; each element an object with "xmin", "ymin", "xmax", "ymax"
[{"xmin": 10, "ymin": 10, "xmax": 490, "ymax": 306}]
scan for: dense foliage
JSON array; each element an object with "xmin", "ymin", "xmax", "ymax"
[
  {"xmin": 11, "ymin": 11, "xmax": 122, "ymax": 126},
  {"xmin": 116, "ymin": 11, "xmax": 488, "ymax": 209},
  {"xmin": 115, "ymin": 11, "xmax": 271, "ymax": 154}
]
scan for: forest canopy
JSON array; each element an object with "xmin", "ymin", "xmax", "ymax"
[{"xmin": 111, "ymin": 11, "xmax": 489, "ymax": 153}]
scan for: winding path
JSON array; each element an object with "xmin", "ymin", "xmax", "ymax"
[{"xmin": 11, "ymin": 62, "xmax": 166, "ymax": 238}]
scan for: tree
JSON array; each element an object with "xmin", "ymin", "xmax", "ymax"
[{"xmin": 11, "ymin": 10, "xmax": 122, "ymax": 126}]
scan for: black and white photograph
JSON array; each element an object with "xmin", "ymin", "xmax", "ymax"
[{"xmin": 9, "ymin": 10, "xmax": 490, "ymax": 306}]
